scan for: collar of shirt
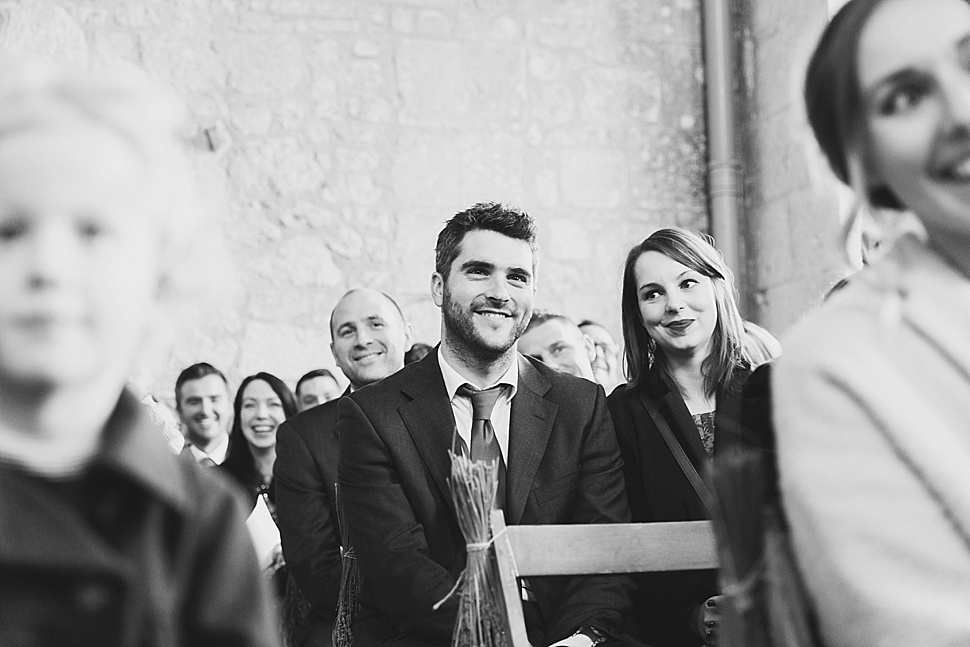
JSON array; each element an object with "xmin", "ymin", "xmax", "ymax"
[
  {"xmin": 188, "ymin": 432, "xmax": 229, "ymax": 465},
  {"xmin": 438, "ymin": 350, "xmax": 518, "ymax": 461}
]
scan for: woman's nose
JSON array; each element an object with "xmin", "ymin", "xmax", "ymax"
[
  {"xmin": 665, "ymin": 292, "xmax": 685, "ymax": 313},
  {"xmin": 939, "ymin": 63, "xmax": 970, "ymax": 134}
]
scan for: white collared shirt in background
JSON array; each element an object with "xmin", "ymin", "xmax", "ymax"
[{"xmin": 188, "ymin": 432, "xmax": 229, "ymax": 465}]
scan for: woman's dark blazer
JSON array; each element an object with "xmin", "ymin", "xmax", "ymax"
[{"xmin": 607, "ymin": 368, "xmax": 750, "ymax": 647}]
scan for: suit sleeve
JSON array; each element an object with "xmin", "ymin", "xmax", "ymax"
[
  {"xmin": 274, "ymin": 417, "xmax": 342, "ymax": 617},
  {"xmin": 336, "ymin": 395, "xmax": 459, "ymax": 640},
  {"xmin": 544, "ymin": 383, "xmax": 634, "ymax": 643}
]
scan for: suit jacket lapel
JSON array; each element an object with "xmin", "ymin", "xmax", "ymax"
[
  {"xmin": 507, "ymin": 356, "xmax": 557, "ymax": 525},
  {"xmin": 713, "ymin": 370, "xmax": 749, "ymax": 452},
  {"xmin": 399, "ymin": 349, "xmax": 462, "ymax": 520}
]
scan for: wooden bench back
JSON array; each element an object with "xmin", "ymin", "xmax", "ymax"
[{"xmin": 489, "ymin": 510, "xmax": 718, "ymax": 646}]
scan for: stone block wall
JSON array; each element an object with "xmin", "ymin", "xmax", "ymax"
[
  {"xmin": 0, "ymin": 0, "xmax": 709, "ymax": 397},
  {"xmin": 736, "ymin": 0, "xmax": 847, "ymax": 334}
]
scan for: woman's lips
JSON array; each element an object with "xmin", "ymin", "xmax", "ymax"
[{"xmin": 664, "ymin": 318, "xmax": 694, "ymax": 333}]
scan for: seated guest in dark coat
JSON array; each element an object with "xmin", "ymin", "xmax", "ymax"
[
  {"xmin": 337, "ymin": 203, "xmax": 634, "ymax": 647},
  {"xmin": 0, "ymin": 64, "xmax": 278, "ymax": 646},
  {"xmin": 274, "ymin": 288, "xmax": 413, "ymax": 647},
  {"xmin": 607, "ymin": 228, "xmax": 755, "ymax": 647}
]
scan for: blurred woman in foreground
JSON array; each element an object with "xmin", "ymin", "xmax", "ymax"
[{"xmin": 774, "ymin": 0, "xmax": 970, "ymax": 643}]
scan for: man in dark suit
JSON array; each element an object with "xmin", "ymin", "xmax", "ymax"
[
  {"xmin": 274, "ymin": 288, "xmax": 414, "ymax": 647},
  {"xmin": 338, "ymin": 203, "xmax": 633, "ymax": 647}
]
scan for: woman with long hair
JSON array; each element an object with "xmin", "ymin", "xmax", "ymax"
[
  {"xmin": 223, "ymin": 371, "xmax": 298, "ymax": 509},
  {"xmin": 607, "ymin": 227, "xmax": 753, "ymax": 647},
  {"xmin": 773, "ymin": 0, "xmax": 970, "ymax": 643}
]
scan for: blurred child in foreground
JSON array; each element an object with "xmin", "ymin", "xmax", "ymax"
[{"xmin": 0, "ymin": 64, "xmax": 279, "ymax": 646}]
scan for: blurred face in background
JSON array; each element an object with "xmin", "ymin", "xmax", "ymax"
[
  {"xmin": 330, "ymin": 289, "xmax": 412, "ymax": 390},
  {"xmin": 579, "ymin": 322, "xmax": 621, "ymax": 386},
  {"xmin": 518, "ymin": 318, "xmax": 595, "ymax": 380},
  {"xmin": 859, "ymin": 0, "xmax": 970, "ymax": 249},
  {"xmin": 177, "ymin": 373, "xmax": 231, "ymax": 450},
  {"xmin": 0, "ymin": 125, "xmax": 161, "ymax": 392},
  {"xmin": 239, "ymin": 378, "xmax": 285, "ymax": 451},
  {"xmin": 296, "ymin": 374, "xmax": 340, "ymax": 411}
]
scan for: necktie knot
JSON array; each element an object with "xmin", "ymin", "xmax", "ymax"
[{"xmin": 456, "ymin": 383, "xmax": 503, "ymax": 421}]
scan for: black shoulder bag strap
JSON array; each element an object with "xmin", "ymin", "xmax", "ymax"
[{"xmin": 637, "ymin": 391, "xmax": 715, "ymax": 515}]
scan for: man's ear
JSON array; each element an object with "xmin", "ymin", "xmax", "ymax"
[
  {"xmin": 404, "ymin": 322, "xmax": 414, "ymax": 350},
  {"xmin": 582, "ymin": 333, "xmax": 596, "ymax": 363},
  {"xmin": 431, "ymin": 272, "xmax": 444, "ymax": 307}
]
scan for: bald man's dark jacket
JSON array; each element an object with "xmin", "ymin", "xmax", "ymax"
[
  {"xmin": 337, "ymin": 348, "xmax": 633, "ymax": 646},
  {"xmin": 274, "ymin": 394, "xmax": 345, "ymax": 633}
]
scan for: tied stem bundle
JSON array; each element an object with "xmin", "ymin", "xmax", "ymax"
[
  {"xmin": 436, "ymin": 450, "xmax": 510, "ymax": 647},
  {"xmin": 333, "ymin": 483, "xmax": 360, "ymax": 647},
  {"xmin": 710, "ymin": 444, "xmax": 770, "ymax": 647},
  {"xmin": 762, "ymin": 506, "xmax": 819, "ymax": 647}
]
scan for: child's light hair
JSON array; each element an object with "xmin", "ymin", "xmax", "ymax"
[{"xmin": 0, "ymin": 62, "xmax": 236, "ymax": 354}]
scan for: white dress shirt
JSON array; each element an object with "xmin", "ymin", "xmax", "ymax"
[
  {"xmin": 437, "ymin": 351, "xmax": 518, "ymax": 461},
  {"xmin": 188, "ymin": 432, "xmax": 229, "ymax": 465}
]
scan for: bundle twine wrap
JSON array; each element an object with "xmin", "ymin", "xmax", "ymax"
[
  {"xmin": 333, "ymin": 484, "xmax": 360, "ymax": 647},
  {"xmin": 710, "ymin": 444, "xmax": 770, "ymax": 647},
  {"xmin": 433, "ymin": 451, "xmax": 511, "ymax": 647}
]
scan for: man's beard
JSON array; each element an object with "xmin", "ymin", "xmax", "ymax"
[{"xmin": 441, "ymin": 288, "xmax": 528, "ymax": 363}]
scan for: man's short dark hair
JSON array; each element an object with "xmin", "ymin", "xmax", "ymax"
[
  {"xmin": 295, "ymin": 368, "xmax": 337, "ymax": 395},
  {"xmin": 525, "ymin": 311, "xmax": 576, "ymax": 334},
  {"xmin": 434, "ymin": 202, "xmax": 538, "ymax": 279},
  {"xmin": 175, "ymin": 362, "xmax": 228, "ymax": 408}
]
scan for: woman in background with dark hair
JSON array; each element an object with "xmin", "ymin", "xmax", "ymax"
[
  {"xmin": 608, "ymin": 227, "xmax": 753, "ymax": 647},
  {"xmin": 224, "ymin": 371, "xmax": 299, "ymax": 508},
  {"xmin": 224, "ymin": 372, "xmax": 300, "ymax": 642},
  {"xmin": 773, "ymin": 0, "xmax": 970, "ymax": 643}
]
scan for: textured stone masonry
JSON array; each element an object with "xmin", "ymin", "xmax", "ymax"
[{"xmin": 0, "ymin": 0, "xmax": 829, "ymax": 402}]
